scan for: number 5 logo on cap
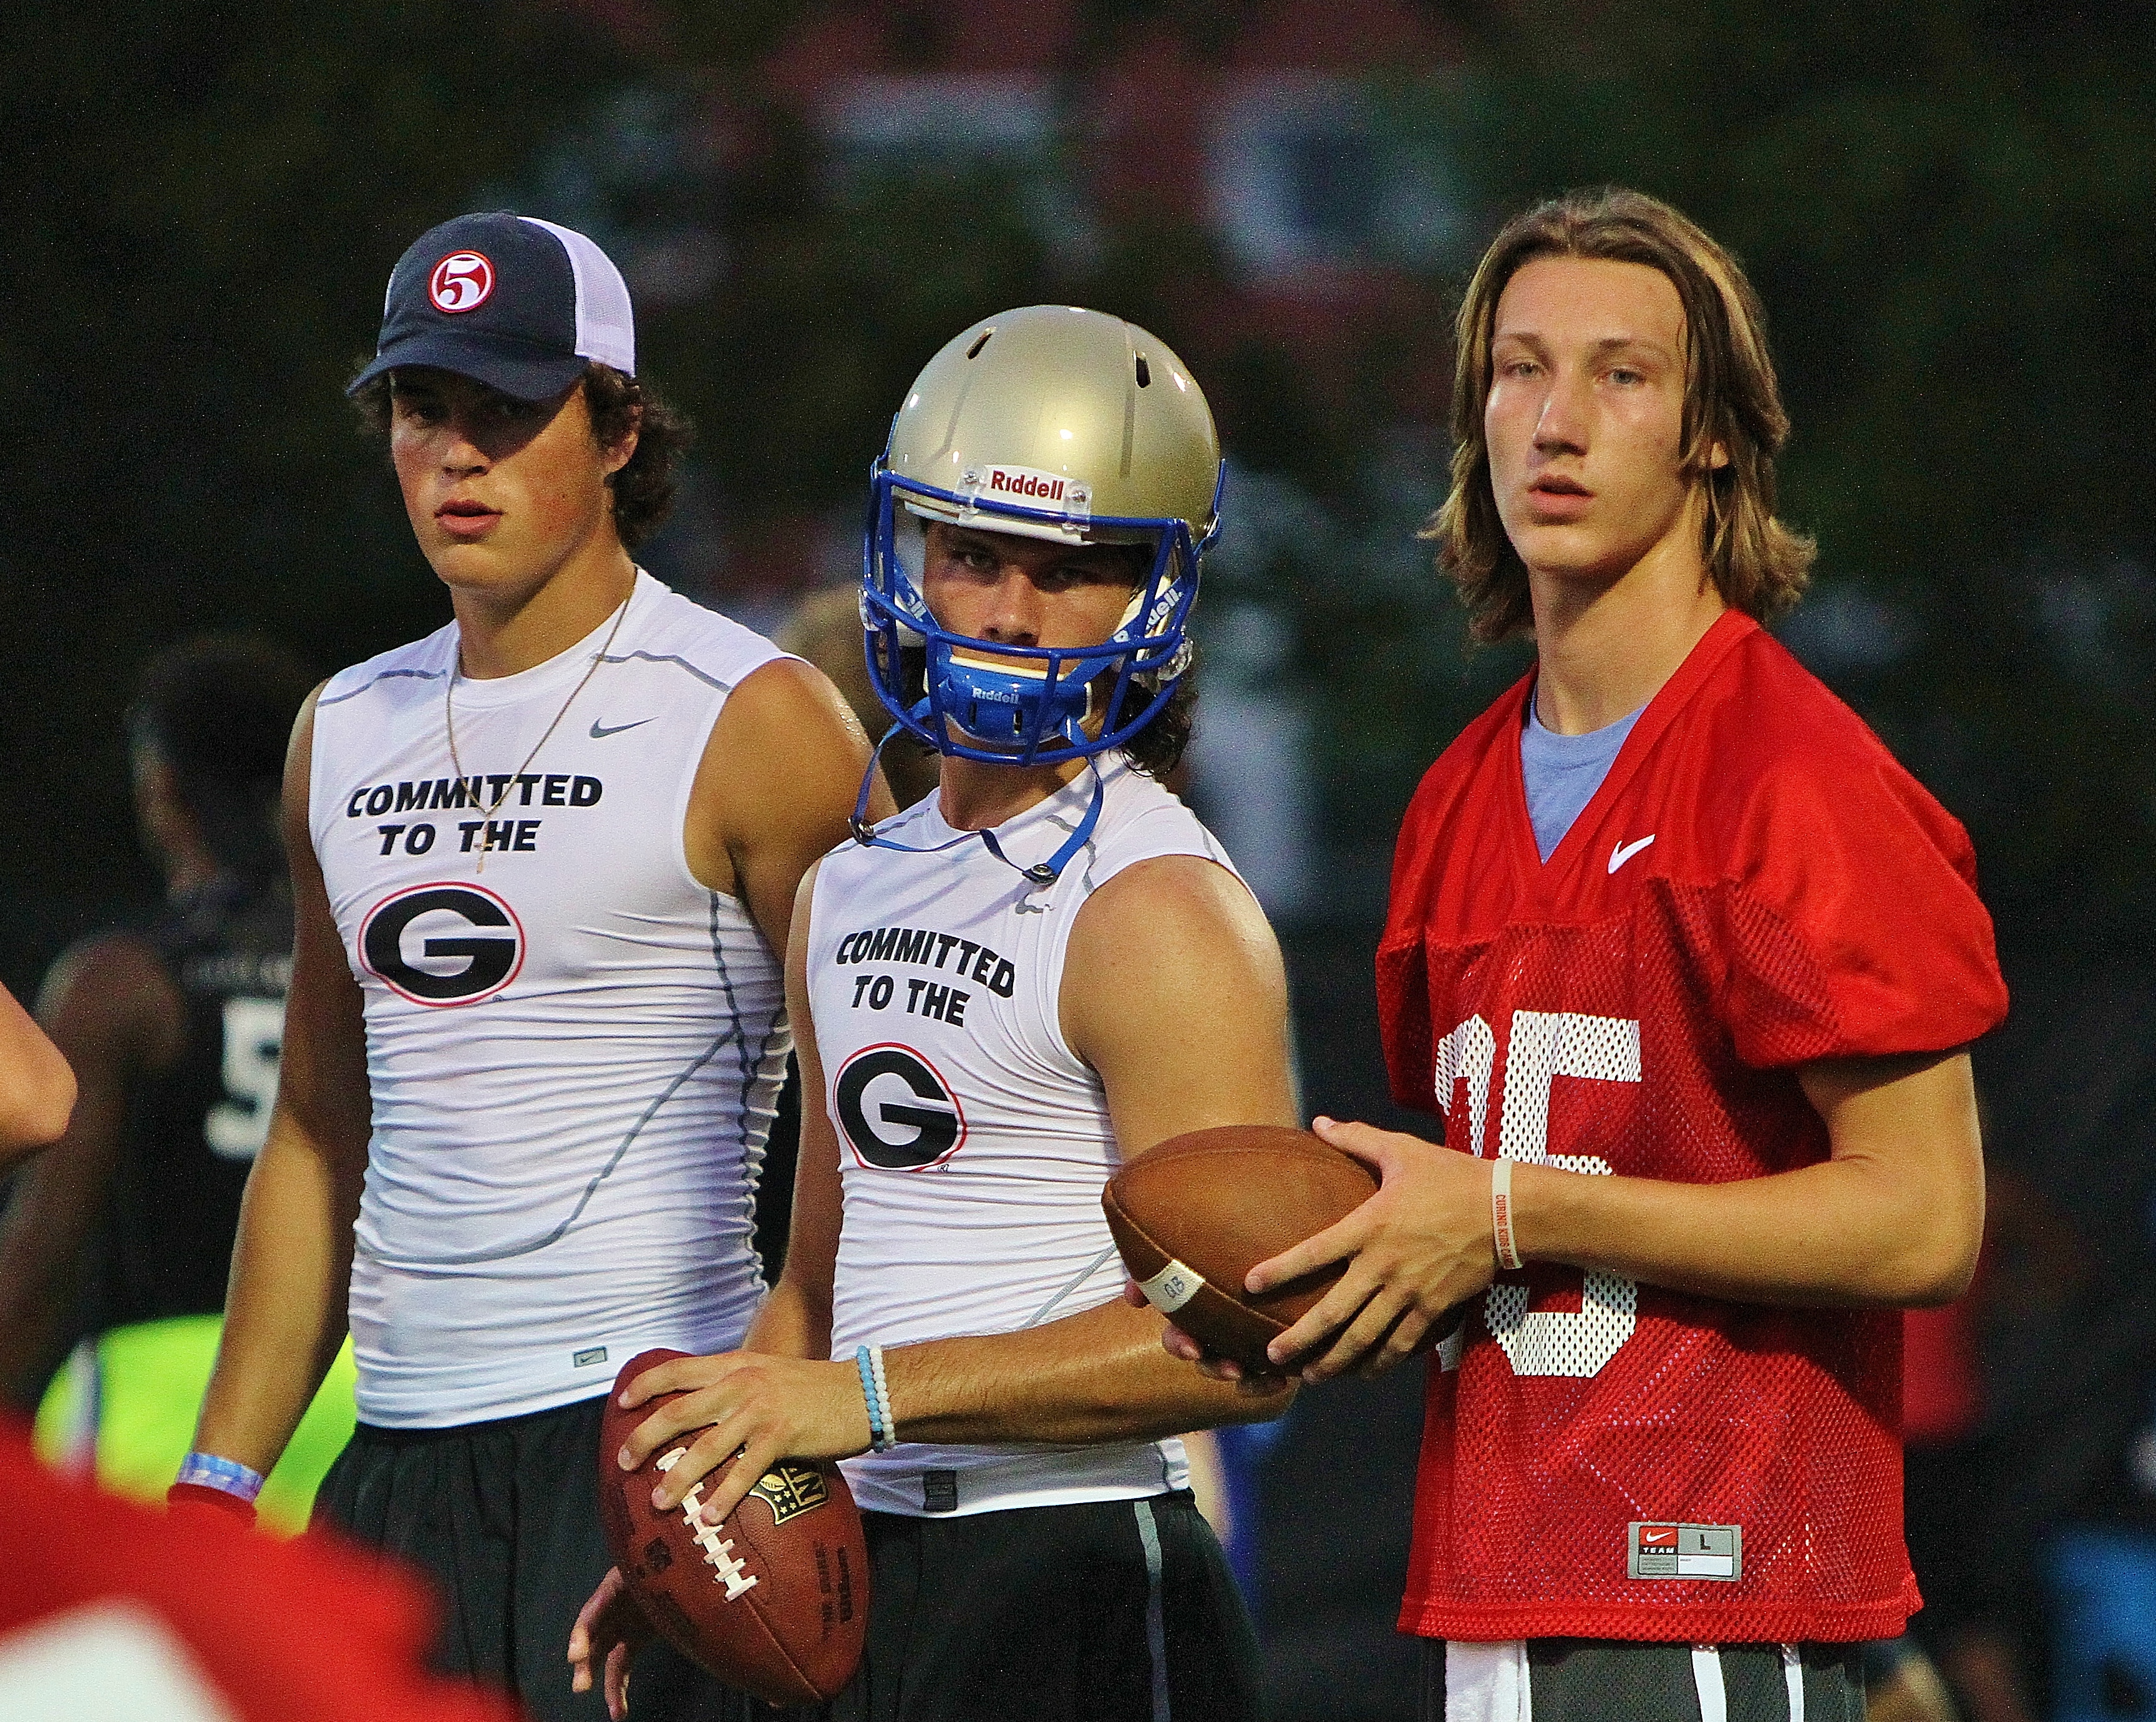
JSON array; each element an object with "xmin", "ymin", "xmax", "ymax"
[{"xmin": 429, "ymin": 251, "xmax": 495, "ymax": 313}]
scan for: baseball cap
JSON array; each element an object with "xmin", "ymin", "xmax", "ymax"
[{"xmin": 346, "ymin": 211, "xmax": 635, "ymax": 403}]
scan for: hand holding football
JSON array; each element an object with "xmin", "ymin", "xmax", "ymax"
[
  {"xmin": 595, "ymin": 1349, "xmax": 868, "ymax": 1706},
  {"xmin": 1104, "ymin": 1125, "xmax": 1378, "ymax": 1370}
]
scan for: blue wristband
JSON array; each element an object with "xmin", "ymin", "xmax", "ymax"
[
  {"xmin": 854, "ymin": 1346, "xmax": 887, "ymax": 1451},
  {"xmin": 855, "ymin": 1344, "xmax": 898, "ymax": 1453},
  {"xmin": 175, "ymin": 1451, "xmax": 266, "ymax": 1504}
]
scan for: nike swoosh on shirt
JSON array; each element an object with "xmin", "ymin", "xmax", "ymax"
[
  {"xmin": 1608, "ymin": 834, "xmax": 1657, "ymax": 874},
  {"xmin": 589, "ymin": 717, "xmax": 654, "ymax": 739}
]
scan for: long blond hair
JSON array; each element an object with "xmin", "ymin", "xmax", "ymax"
[{"xmin": 1430, "ymin": 187, "xmax": 1815, "ymax": 641}]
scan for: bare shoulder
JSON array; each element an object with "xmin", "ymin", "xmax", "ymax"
[
  {"xmin": 278, "ymin": 680, "xmax": 333, "ymax": 886},
  {"xmin": 724, "ymin": 655, "xmax": 870, "ymax": 749},
  {"xmin": 44, "ymin": 930, "xmax": 169, "ymax": 1000},
  {"xmin": 1068, "ymin": 853, "xmax": 1281, "ymax": 978},
  {"xmin": 283, "ymin": 680, "xmax": 329, "ymax": 821},
  {"xmin": 698, "ymin": 657, "xmax": 872, "ymax": 808},
  {"xmin": 1062, "ymin": 854, "xmax": 1296, "ymax": 1148},
  {"xmin": 787, "ymin": 854, "xmax": 827, "ymax": 965},
  {"xmin": 688, "ymin": 656, "xmax": 882, "ymax": 943}
]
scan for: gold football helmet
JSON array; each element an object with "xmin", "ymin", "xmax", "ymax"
[{"xmin": 862, "ymin": 305, "xmax": 1223, "ymax": 764}]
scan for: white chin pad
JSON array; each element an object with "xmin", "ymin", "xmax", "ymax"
[{"xmin": 949, "ymin": 646, "xmax": 1049, "ymax": 682}]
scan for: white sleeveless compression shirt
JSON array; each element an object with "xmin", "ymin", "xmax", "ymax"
[
  {"xmin": 310, "ymin": 571, "xmax": 790, "ymax": 1425},
  {"xmin": 808, "ymin": 755, "xmax": 1245, "ymax": 1516}
]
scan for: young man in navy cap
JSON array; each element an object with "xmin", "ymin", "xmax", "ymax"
[{"xmin": 178, "ymin": 212, "xmax": 886, "ymax": 1721}]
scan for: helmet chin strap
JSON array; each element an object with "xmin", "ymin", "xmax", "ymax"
[{"xmin": 848, "ymin": 713, "xmax": 1107, "ymax": 889}]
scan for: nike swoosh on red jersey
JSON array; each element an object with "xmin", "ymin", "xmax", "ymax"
[{"xmin": 1608, "ymin": 834, "xmax": 1657, "ymax": 874}]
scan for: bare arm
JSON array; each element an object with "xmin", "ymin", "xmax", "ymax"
[
  {"xmin": 740, "ymin": 864, "xmax": 845, "ymax": 1368},
  {"xmin": 0, "ymin": 936, "xmax": 178, "ymax": 1405},
  {"xmin": 573, "ymin": 862, "xmax": 849, "ymax": 1711},
  {"xmin": 1515, "ymin": 1051, "xmax": 1983, "ymax": 1302},
  {"xmin": 190, "ymin": 689, "xmax": 372, "ymax": 1474},
  {"xmin": 642, "ymin": 654, "xmax": 883, "ymax": 1421},
  {"xmin": 886, "ymin": 854, "xmax": 1300, "ymax": 1445},
  {"xmin": 1249, "ymin": 1048, "xmax": 1985, "ymax": 1382},
  {"xmin": 613, "ymin": 852, "xmax": 1299, "ymax": 1525},
  {"xmin": 684, "ymin": 655, "xmax": 890, "ymax": 959},
  {"xmin": 0, "ymin": 979, "xmax": 77, "ymax": 1171}
]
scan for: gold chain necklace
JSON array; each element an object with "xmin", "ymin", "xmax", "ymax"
[{"xmin": 445, "ymin": 588, "xmax": 634, "ymax": 873}]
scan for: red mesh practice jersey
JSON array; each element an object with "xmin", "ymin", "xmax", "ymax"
[{"xmin": 1377, "ymin": 612, "xmax": 2008, "ymax": 1643}]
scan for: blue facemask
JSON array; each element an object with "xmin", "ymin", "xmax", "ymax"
[{"xmin": 858, "ymin": 460, "xmax": 1221, "ymax": 768}]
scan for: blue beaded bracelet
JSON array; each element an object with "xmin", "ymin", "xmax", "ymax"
[
  {"xmin": 854, "ymin": 1344, "xmax": 896, "ymax": 1453},
  {"xmin": 855, "ymin": 1345, "xmax": 887, "ymax": 1451}
]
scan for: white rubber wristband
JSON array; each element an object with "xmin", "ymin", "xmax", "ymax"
[
  {"xmin": 1491, "ymin": 1156, "xmax": 1524, "ymax": 1272},
  {"xmin": 868, "ymin": 1343, "xmax": 896, "ymax": 1449}
]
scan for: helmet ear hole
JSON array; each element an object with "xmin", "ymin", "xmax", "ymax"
[
  {"xmin": 1134, "ymin": 354, "xmax": 1151, "ymax": 388},
  {"xmin": 966, "ymin": 329, "xmax": 993, "ymax": 360}
]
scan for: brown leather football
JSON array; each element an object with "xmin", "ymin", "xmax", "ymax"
[
  {"xmin": 1104, "ymin": 1125, "xmax": 1378, "ymax": 1370},
  {"xmin": 596, "ymin": 1349, "xmax": 868, "ymax": 1706}
]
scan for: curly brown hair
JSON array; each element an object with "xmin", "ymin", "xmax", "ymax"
[
  {"xmin": 1115, "ymin": 669, "xmax": 1195, "ymax": 781},
  {"xmin": 349, "ymin": 362, "xmax": 691, "ymax": 550},
  {"xmin": 1430, "ymin": 187, "xmax": 1815, "ymax": 641}
]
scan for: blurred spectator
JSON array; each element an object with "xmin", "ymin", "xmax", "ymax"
[
  {"xmin": 1898, "ymin": 1167, "xmax": 2078, "ymax": 1722},
  {"xmin": 1865, "ymin": 1637, "xmax": 1963, "ymax": 1722},
  {"xmin": 2039, "ymin": 1177, "xmax": 2156, "ymax": 1722},
  {"xmin": 1969, "ymin": 944, "xmax": 2156, "ymax": 1721},
  {"xmin": 0, "ymin": 637, "xmax": 355, "ymax": 1532}
]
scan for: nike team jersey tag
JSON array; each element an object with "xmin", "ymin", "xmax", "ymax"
[{"xmin": 1628, "ymin": 1522, "xmax": 1741, "ymax": 1580}]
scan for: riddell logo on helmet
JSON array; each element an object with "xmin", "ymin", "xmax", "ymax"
[
  {"xmin": 986, "ymin": 467, "xmax": 1068, "ymax": 503},
  {"xmin": 959, "ymin": 464, "xmax": 1092, "ymax": 520},
  {"xmin": 428, "ymin": 251, "xmax": 495, "ymax": 314}
]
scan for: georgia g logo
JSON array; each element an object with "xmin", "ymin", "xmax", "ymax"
[
  {"xmin": 833, "ymin": 1044, "xmax": 966, "ymax": 1169},
  {"xmin": 427, "ymin": 250, "xmax": 494, "ymax": 313},
  {"xmin": 360, "ymin": 883, "xmax": 523, "ymax": 1006}
]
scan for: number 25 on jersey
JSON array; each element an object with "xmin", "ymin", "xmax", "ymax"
[{"xmin": 1438, "ymin": 1009, "xmax": 1639, "ymax": 1381}]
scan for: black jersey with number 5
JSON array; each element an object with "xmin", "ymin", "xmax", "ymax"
[{"xmin": 93, "ymin": 878, "xmax": 294, "ymax": 1332}]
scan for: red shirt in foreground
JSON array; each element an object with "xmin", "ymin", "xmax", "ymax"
[
  {"xmin": 1377, "ymin": 611, "xmax": 2008, "ymax": 1643},
  {"xmin": 0, "ymin": 1423, "xmax": 515, "ymax": 1721}
]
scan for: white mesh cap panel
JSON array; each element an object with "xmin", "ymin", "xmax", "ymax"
[{"xmin": 520, "ymin": 216, "xmax": 636, "ymax": 375}]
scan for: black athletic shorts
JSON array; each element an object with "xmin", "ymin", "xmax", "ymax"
[
  {"xmin": 775, "ymin": 1489, "xmax": 1261, "ymax": 1722},
  {"xmin": 313, "ymin": 1393, "xmax": 755, "ymax": 1722},
  {"xmin": 1419, "ymin": 1637, "xmax": 1865, "ymax": 1721}
]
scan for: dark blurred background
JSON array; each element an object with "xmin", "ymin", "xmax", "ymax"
[{"xmin": 6, "ymin": 3, "xmax": 2154, "ymax": 1718}]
